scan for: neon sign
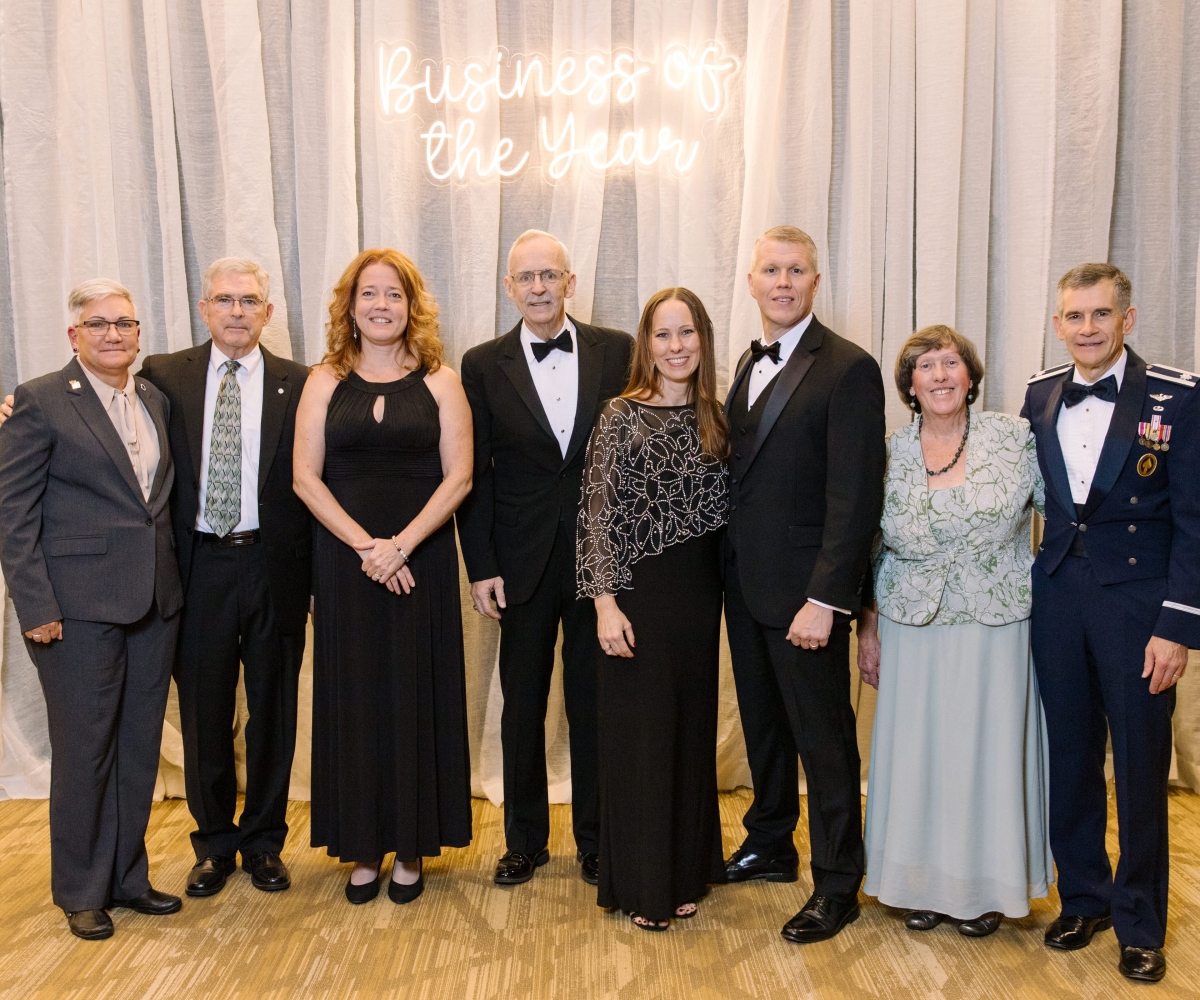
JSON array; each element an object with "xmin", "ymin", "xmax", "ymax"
[{"xmin": 377, "ymin": 43, "xmax": 738, "ymax": 183}]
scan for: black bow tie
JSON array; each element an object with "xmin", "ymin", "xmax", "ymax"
[
  {"xmin": 750, "ymin": 340, "xmax": 782, "ymax": 365},
  {"xmin": 531, "ymin": 330, "xmax": 573, "ymax": 362},
  {"xmin": 1062, "ymin": 374, "xmax": 1118, "ymax": 408}
]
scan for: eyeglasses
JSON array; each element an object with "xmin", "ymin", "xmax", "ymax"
[
  {"xmin": 77, "ymin": 319, "xmax": 140, "ymax": 335},
  {"xmin": 208, "ymin": 295, "xmax": 266, "ymax": 312},
  {"xmin": 510, "ymin": 269, "xmax": 569, "ymax": 287}
]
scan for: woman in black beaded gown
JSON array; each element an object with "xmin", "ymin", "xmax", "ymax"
[
  {"xmin": 294, "ymin": 249, "xmax": 474, "ymax": 905},
  {"xmin": 578, "ymin": 287, "xmax": 729, "ymax": 930}
]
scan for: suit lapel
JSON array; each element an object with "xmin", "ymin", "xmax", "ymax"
[
  {"xmin": 138, "ymin": 376, "xmax": 172, "ymax": 504},
  {"xmin": 742, "ymin": 319, "xmax": 825, "ymax": 475},
  {"xmin": 563, "ymin": 319, "xmax": 605, "ymax": 468},
  {"xmin": 258, "ymin": 346, "xmax": 291, "ymax": 496},
  {"xmin": 1081, "ymin": 348, "xmax": 1144, "ymax": 520},
  {"xmin": 724, "ymin": 349, "xmax": 754, "ymax": 414},
  {"xmin": 64, "ymin": 358, "xmax": 149, "ymax": 509},
  {"xmin": 180, "ymin": 342, "xmax": 211, "ymax": 481},
  {"xmin": 1038, "ymin": 371, "xmax": 1077, "ymax": 516},
  {"xmin": 496, "ymin": 322, "xmax": 557, "ymax": 444}
]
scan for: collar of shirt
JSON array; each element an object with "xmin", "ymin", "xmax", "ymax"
[
  {"xmin": 79, "ymin": 363, "xmax": 136, "ymax": 408},
  {"xmin": 1071, "ymin": 345, "xmax": 1127, "ymax": 389},
  {"xmin": 210, "ymin": 342, "xmax": 263, "ymax": 378},
  {"xmin": 763, "ymin": 311, "xmax": 815, "ymax": 366},
  {"xmin": 520, "ymin": 316, "xmax": 577, "ymax": 362}
]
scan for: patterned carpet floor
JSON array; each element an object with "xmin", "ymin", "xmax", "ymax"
[{"xmin": 1, "ymin": 788, "xmax": 1199, "ymax": 999}]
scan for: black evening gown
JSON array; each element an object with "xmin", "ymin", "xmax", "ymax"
[
  {"xmin": 578, "ymin": 399, "xmax": 727, "ymax": 921},
  {"xmin": 311, "ymin": 369, "xmax": 472, "ymax": 862}
]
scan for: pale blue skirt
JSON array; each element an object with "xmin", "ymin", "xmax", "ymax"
[{"xmin": 863, "ymin": 617, "xmax": 1053, "ymax": 918}]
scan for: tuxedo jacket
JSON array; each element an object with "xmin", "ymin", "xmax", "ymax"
[
  {"xmin": 0, "ymin": 356, "xmax": 182, "ymax": 629},
  {"xmin": 724, "ymin": 317, "xmax": 886, "ymax": 627},
  {"xmin": 1021, "ymin": 347, "xmax": 1200, "ymax": 648},
  {"xmin": 139, "ymin": 342, "xmax": 312, "ymax": 635},
  {"xmin": 456, "ymin": 317, "xmax": 634, "ymax": 606}
]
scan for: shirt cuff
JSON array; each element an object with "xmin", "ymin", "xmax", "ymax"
[{"xmin": 808, "ymin": 598, "xmax": 852, "ymax": 616}]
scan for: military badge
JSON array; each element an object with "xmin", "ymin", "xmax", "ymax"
[
  {"xmin": 1138, "ymin": 415, "xmax": 1172, "ymax": 452},
  {"xmin": 1138, "ymin": 453, "xmax": 1158, "ymax": 477},
  {"xmin": 69, "ymin": 380, "xmax": 81, "ymax": 390},
  {"xmin": 1150, "ymin": 393, "xmax": 1173, "ymax": 402}
]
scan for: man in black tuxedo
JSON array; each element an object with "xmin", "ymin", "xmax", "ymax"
[
  {"xmin": 139, "ymin": 258, "xmax": 311, "ymax": 897},
  {"xmin": 722, "ymin": 226, "xmax": 886, "ymax": 943},
  {"xmin": 457, "ymin": 230, "xmax": 633, "ymax": 886}
]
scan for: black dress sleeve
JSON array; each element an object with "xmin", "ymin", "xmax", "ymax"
[{"xmin": 577, "ymin": 400, "xmax": 632, "ymax": 598}]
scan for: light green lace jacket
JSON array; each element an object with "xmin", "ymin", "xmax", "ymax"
[{"xmin": 873, "ymin": 410, "xmax": 1045, "ymax": 626}]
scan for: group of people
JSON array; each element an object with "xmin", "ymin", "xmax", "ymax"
[{"xmin": 0, "ymin": 224, "xmax": 1194, "ymax": 987}]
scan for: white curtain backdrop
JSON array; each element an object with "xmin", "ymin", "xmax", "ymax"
[{"xmin": 2, "ymin": 0, "xmax": 1199, "ymax": 804}]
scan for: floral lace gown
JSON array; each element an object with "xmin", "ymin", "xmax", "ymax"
[{"xmin": 577, "ymin": 398, "xmax": 728, "ymax": 920}]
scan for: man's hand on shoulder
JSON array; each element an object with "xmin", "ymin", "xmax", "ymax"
[
  {"xmin": 470, "ymin": 577, "xmax": 506, "ymax": 620},
  {"xmin": 786, "ymin": 601, "xmax": 833, "ymax": 650}
]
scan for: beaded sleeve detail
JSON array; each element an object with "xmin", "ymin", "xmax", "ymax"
[{"xmin": 577, "ymin": 398, "xmax": 728, "ymax": 598}]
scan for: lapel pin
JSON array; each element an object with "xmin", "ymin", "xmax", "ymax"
[
  {"xmin": 69, "ymin": 379, "xmax": 81, "ymax": 390},
  {"xmin": 278, "ymin": 387, "xmax": 284, "ymax": 394}
]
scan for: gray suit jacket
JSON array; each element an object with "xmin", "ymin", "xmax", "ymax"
[{"xmin": 0, "ymin": 356, "xmax": 183, "ymax": 629}]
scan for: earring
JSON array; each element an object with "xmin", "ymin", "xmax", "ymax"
[{"xmin": 351, "ymin": 316, "xmax": 359, "ymax": 340}]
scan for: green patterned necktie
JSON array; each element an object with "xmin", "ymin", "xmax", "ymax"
[{"xmin": 204, "ymin": 359, "xmax": 241, "ymax": 536}]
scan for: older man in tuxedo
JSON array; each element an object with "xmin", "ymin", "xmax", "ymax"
[
  {"xmin": 0, "ymin": 280, "xmax": 184, "ymax": 940},
  {"xmin": 722, "ymin": 226, "xmax": 886, "ymax": 943},
  {"xmin": 457, "ymin": 230, "xmax": 633, "ymax": 887}
]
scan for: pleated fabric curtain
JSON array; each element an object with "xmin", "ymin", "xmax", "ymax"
[{"xmin": 1, "ymin": 0, "xmax": 1198, "ymax": 802}]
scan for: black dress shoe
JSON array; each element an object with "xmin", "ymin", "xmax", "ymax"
[
  {"xmin": 1119, "ymin": 944, "xmax": 1166, "ymax": 983},
  {"xmin": 66, "ymin": 909, "xmax": 113, "ymax": 940},
  {"xmin": 578, "ymin": 852, "xmax": 599, "ymax": 885},
  {"xmin": 1044, "ymin": 913, "xmax": 1113, "ymax": 951},
  {"xmin": 494, "ymin": 848, "xmax": 550, "ymax": 885},
  {"xmin": 781, "ymin": 892, "xmax": 860, "ymax": 944},
  {"xmin": 345, "ymin": 868, "xmax": 381, "ymax": 904},
  {"xmin": 958, "ymin": 912, "xmax": 1002, "ymax": 937},
  {"xmin": 242, "ymin": 852, "xmax": 291, "ymax": 892},
  {"xmin": 110, "ymin": 888, "xmax": 183, "ymax": 915},
  {"xmin": 187, "ymin": 856, "xmax": 237, "ymax": 897},
  {"xmin": 904, "ymin": 910, "xmax": 946, "ymax": 931},
  {"xmin": 723, "ymin": 846, "xmax": 799, "ymax": 884},
  {"xmin": 388, "ymin": 860, "xmax": 424, "ymax": 904}
]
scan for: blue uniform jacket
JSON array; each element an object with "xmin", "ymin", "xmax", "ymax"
[{"xmin": 1020, "ymin": 347, "xmax": 1200, "ymax": 649}]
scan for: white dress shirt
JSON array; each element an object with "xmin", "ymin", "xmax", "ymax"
[
  {"xmin": 1056, "ymin": 348, "xmax": 1127, "ymax": 505},
  {"xmin": 195, "ymin": 344, "xmax": 264, "ymax": 533},
  {"xmin": 747, "ymin": 312, "xmax": 814, "ymax": 408},
  {"xmin": 81, "ymin": 364, "xmax": 160, "ymax": 501},
  {"xmin": 521, "ymin": 317, "xmax": 579, "ymax": 458}
]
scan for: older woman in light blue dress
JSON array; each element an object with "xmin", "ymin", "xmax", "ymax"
[{"xmin": 857, "ymin": 325, "xmax": 1053, "ymax": 937}]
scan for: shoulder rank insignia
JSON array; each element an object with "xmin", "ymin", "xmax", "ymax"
[
  {"xmin": 1147, "ymin": 363, "xmax": 1198, "ymax": 388},
  {"xmin": 1027, "ymin": 362, "xmax": 1073, "ymax": 385},
  {"xmin": 1139, "ymin": 414, "xmax": 1172, "ymax": 451},
  {"xmin": 68, "ymin": 379, "xmax": 81, "ymax": 390}
]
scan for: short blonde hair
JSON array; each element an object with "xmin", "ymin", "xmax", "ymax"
[
  {"xmin": 1056, "ymin": 262, "xmax": 1131, "ymax": 315},
  {"xmin": 506, "ymin": 229, "xmax": 573, "ymax": 275},
  {"xmin": 202, "ymin": 257, "xmax": 270, "ymax": 302},
  {"xmin": 894, "ymin": 324, "xmax": 985, "ymax": 413},
  {"xmin": 752, "ymin": 225, "xmax": 819, "ymax": 271},
  {"xmin": 68, "ymin": 279, "xmax": 135, "ymax": 323}
]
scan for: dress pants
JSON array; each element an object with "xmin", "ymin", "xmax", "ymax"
[
  {"xmin": 29, "ymin": 602, "xmax": 178, "ymax": 912},
  {"xmin": 1032, "ymin": 556, "xmax": 1175, "ymax": 949},
  {"xmin": 175, "ymin": 539, "xmax": 305, "ymax": 860},
  {"xmin": 498, "ymin": 520, "xmax": 599, "ymax": 856},
  {"xmin": 724, "ymin": 552, "xmax": 864, "ymax": 897}
]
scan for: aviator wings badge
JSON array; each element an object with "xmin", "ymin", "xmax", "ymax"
[{"xmin": 1150, "ymin": 393, "xmax": 1173, "ymax": 402}]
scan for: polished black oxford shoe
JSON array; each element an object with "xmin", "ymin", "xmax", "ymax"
[
  {"xmin": 187, "ymin": 855, "xmax": 237, "ymax": 897},
  {"xmin": 957, "ymin": 911, "xmax": 1002, "ymax": 938},
  {"xmin": 1044, "ymin": 913, "xmax": 1112, "ymax": 951},
  {"xmin": 904, "ymin": 910, "xmax": 946, "ymax": 931},
  {"xmin": 723, "ymin": 846, "xmax": 799, "ymax": 884},
  {"xmin": 578, "ymin": 852, "xmax": 599, "ymax": 885},
  {"xmin": 780, "ymin": 892, "xmax": 860, "ymax": 944},
  {"xmin": 494, "ymin": 848, "xmax": 550, "ymax": 885},
  {"xmin": 66, "ymin": 909, "xmax": 113, "ymax": 940},
  {"xmin": 1119, "ymin": 945, "xmax": 1166, "ymax": 983},
  {"xmin": 243, "ymin": 852, "xmax": 291, "ymax": 892},
  {"xmin": 110, "ymin": 888, "xmax": 182, "ymax": 915}
]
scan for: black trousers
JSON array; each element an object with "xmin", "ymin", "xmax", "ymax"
[
  {"xmin": 1032, "ymin": 556, "xmax": 1175, "ymax": 949},
  {"xmin": 29, "ymin": 602, "xmax": 178, "ymax": 911},
  {"xmin": 724, "ymin": 553, "xmax": 864, "ymax": 897},
  {"xmin": 175, "ymin": 539, "xmax": 305, "ymax": 859},
  {"xmin": 498, "ymin": 520, "xmax": 598, "ymax": 855}
]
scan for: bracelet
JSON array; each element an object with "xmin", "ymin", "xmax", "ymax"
[{"xmin": 392, "ymin": 535, "xmax": 409, "ymax": 565}]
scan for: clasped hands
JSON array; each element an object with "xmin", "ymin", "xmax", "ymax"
[{"xmin": 357, "ymin": 537, "xmax": 415, "ymax": 595}]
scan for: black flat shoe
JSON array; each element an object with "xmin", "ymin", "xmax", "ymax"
[
  {"xmin": 577, "ymin": 852, "xmax": 599, "ymax": 886},
  {"xmin": 958, "ymin": 912, "xmax": 1002, "ymax": 937},
  {"xmin": 345, "ymin": 867, "xmax": 381, "ymax": 904},
  {"xmin": 1119, "ymin": 945, "xmax": 1166, "ymax": 983},
  {"xmin": 187, "ymin": 856, "xmax": 237, "ymax": 897},
  {"xmin": 1044, "ymin": 913, "xmax": 1112, "ymax": 951},
  {"xmin": 780, "ymin": 892, "xmax": 860, "ymax": 944},
  {"xmin": 904, "ymin": 910, "xmax": 946, "ymax": 931},
  {"xmin": 109, "ymin": 888, "xmax": 182, "ymax": 915},
  {"xmin": 66, "ymin": 909, "xmax": 113, "ymax": 940},
  {"xmin": 494, "ymin": 848, "xmax": 550, "ymax": 886},
  {"xmin": 242, "ymin": 852, "xmax": 291, "ymax": 892},
  {"xmin": 723, "ymin": 845, "xmax": 799, "ymax": 884},
  {"xmin": 388, "ymin": 860, "xmax": 424, "ymax": 904}
]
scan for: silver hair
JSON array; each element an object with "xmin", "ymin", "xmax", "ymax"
[
  {"xmin": 67, "ymin": 278, "xmax": 135, "ymax": 323},
  {"xmin": 506, "ymin": 229, "xmax": 573, "ymax": 275},
  {"xmin": 202, "ymin": 256, "xmax": 270, "ymax": 302}
]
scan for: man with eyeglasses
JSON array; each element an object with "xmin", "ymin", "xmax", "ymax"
[
  {"xmin": 457, "ymin": 230, "xmax": 633, "ymax": 887},
  {"xmin": 0, "ymin": 279, "xmax": 184, "ymax": 939},
  {"xmin": 138, "ymin": 258, "xmax": 311, "ymax": 898}
]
